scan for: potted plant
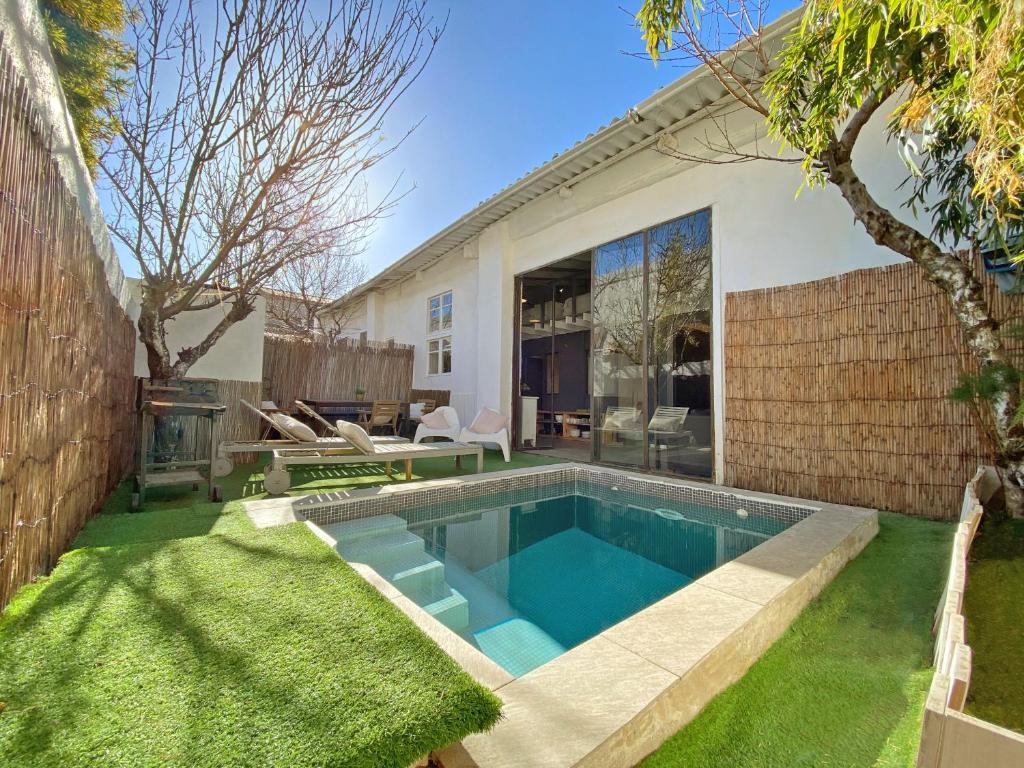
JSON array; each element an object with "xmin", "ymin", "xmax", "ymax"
[{"xmin": 354, "ymin": 385, "xmax": 365, "ymax": 401}]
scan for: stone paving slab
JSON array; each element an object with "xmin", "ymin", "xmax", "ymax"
[{"xmin": 242, "ymin": 497, "xmax": 302, "ymax": 528}]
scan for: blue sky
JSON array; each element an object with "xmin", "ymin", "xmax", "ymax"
[
  {"xmin": 359, "ymin": 0, "xmax": 797, "ymax": 276},
  {"xmin": 108, "ymin": 1, "xmax": 797, "ymax": 279}
]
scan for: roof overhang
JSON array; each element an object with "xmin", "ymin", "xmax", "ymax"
[{"xmin": 323, "ymin": 7, "xmax": 801, "ymax": 313}]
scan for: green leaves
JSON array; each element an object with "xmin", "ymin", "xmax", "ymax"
[
  {"xmin": 866, "ymin": 18, "xmax": 882, "ymax": 66},
  {"xmin": 950, "ymin": 361, "xmax": 1021, "ymax": 405},
  {"xmin": 636, "ymin": 0, "xmax": 707, "ymax": 61},
  {"xmin": 39, "ymin": 0, "xmax": 133, "ymax": 174}
]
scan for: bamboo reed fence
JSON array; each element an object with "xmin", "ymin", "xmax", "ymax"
[
  {"xmin": 723, "ymin": 259, "xmax": 1020, "ymax": 519},
  {"xmin": 0, "ymin": 45, "xmax": 135, "ymax": 610},
  {"xmin": 263, "ymin": 334, "xmax": 414, "ymax": 408}
]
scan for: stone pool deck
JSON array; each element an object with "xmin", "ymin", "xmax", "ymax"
[{"xmin": 244, "ymin": 466, "xmax": 878, "ymax": 767}]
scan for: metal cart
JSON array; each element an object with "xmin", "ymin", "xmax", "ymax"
[{"xmin": 135, "ymin": 379, "xmax": 226, "ymax": 508}]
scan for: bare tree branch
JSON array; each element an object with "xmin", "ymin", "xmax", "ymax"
[{"xmin": 100, "ymin": 0, "xmax": 442, "ymax": 377}]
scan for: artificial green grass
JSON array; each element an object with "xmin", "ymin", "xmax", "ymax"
[
  {"xmin": 641, "ymin": 512, "xmax": 953, "ymax": 768},
  {"xmin": 963, "ymin": 517, "xmax": 1024, "ymax": 732},
  {"xmin": 0, "ymin": 450, "xmax": 563, "ymax": 767}
]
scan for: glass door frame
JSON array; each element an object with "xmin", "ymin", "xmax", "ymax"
[
  {"xmin": 511, "ymin": 206, "xmax": 714, "ymax": 480},
  {"xmin": 589, "ymin": 207, "xmax": 714, "ymax": 479},
  {"xmin": 512, "ymin": 270, "xmax": 592, "ymax": 453}
]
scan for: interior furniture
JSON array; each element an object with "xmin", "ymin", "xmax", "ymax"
[
  {"xmin": 537, "ymin": 409, "xmax": 592, "ymax": 441},
  {"xmin": 520, "ymin": 396, "xmax": 538, "ymax": 447}
]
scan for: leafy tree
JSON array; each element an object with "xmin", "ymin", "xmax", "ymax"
[
  {"xmin": 638, "ymin": 0, "xmax": 1024, "ymax": 511},
  {"xmin": 39, "ymin": 0, "xmax": 132, "ymax": 174}
]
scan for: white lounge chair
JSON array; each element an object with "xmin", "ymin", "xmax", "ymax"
[
  {"xmin": 647, "ymin": 406, "xmax": 693, "ymax": 445},
  {"xmin": 598, "ymin": 406, "xmax": 641, "ymax": 444},
  {"xmin": 413, "ymin": 405, "xmax": 461, "ymax": 444},
  {"xmin": 263, "ymin": 420, "xmax": 483, "ymax": 493},
  {"xmin": 213, "ymin": 400, "xmax": 406, "ymax": 477},
  {"xmin": 458, "ymin": 407, "xmax": 510, "ymax": 462}
]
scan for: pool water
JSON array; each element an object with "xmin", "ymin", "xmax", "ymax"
[{"xmin": 324, "ymin": 493, "xmax": 787, "ymax": 677}]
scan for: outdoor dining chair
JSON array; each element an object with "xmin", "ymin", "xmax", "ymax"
[{"xmin": 358, "ymin": 400, "xmax": 401, "ymax": 435}]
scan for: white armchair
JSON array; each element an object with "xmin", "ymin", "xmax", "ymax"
[
  {"xmin": 459, "ymin": 407, "xmax": 510, "ymax": 462},
  {"xmin": 413, "ymin": 405, "xmax": 461, "ymax": 444}
]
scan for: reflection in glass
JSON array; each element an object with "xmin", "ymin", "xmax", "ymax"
[
  {"xmin": 592, "ymin": 233, "xmax": 646, "ymax": 467},
  {"xmin": 648, "ymin": 210, "xmax": 713, "ymax": 477}
]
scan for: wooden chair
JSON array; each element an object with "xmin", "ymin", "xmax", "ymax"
[{"xmin": 358, "ymin": 400, "xmax": 401, "ymax": 435}]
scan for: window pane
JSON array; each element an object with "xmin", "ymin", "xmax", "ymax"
[
  {"xmin": 442, "ymin": 348, "xmax": 451, "ymax": 373},
  {"xmin": 442, "ymin": 292, "xmax": 452, "ymax": 307},
  {"xmin": 429, "ymin": 310, "xmax": 439, "ymax": 333},
  {"xmin": 430, "ymin": 297, "xmax": 440, "ymax": 310},
  {"xmin": 429, "ymin": 353, "xmax": 439, "ymax": 375},
  {"xmin": 441, "ymin": 305, "xmax": 452, "ymax": 329},
  {"xmin": 648, "ymin": 209, "xmax": 712, "ymax": 478},
  {"xmin": 592, "ymin": 233, "xmax": 646, "ymax": 468}
]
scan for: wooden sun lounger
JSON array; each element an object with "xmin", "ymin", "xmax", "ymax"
[
  {"xmin": 262, "ymin": 441, "xmax": 484, "ymax": 493},
  {"xmin": 213, "ymin": 400, "xmax": 407, "ymax": 477}
]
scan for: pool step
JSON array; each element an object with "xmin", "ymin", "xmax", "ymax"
[
  {"xmin": 473, "ymin": 618, "xmax": 566, "ymax": 678},
  {"xmin": 335, "ymin": 530, "xmax": 425, "ymax": 569},
  {"xmin": 320, "ymin": 514, "xmax": 408, "ymax": 543},
  {"xmin": 420, "ymin": 587, "xmax": 470, "ymax": 632},
  {"xmin": 382, "ymin": 550, "xmax": 447, "ymax": 594},
  {"xmin": 319, "ymin": 513, "xmax": 467, "ymax": 632}
]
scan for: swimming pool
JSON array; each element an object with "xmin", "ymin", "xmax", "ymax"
[
  {"xmin": 307, "ymin": 468, "xmax": 799, "ymax": 677},
  {"xmin": 290, "ymin": 463, "xmax": 876, "ymax": 766}
]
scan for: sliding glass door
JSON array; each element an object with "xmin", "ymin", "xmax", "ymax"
[
  {"xmin": 592, "ymin": 233, "xmax": 646, "ymax": 467},
  {"xmin": 648, "ymin": 210, "xmax": 713, "ymax": 477},
  {"xmin": 592, "ymin": 208, "xmax": 713, "ymax": 477}
]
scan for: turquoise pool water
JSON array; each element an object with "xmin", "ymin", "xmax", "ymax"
[{"xmin": 325, "ymin": 493, "xmax": 787, "ymax": 677}]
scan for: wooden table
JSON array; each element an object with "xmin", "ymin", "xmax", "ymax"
[{"xmin": 300, "ymin": 399, "xmax": 411, "ymax": 435}]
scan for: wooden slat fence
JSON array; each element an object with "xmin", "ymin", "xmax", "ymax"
[
  {"xmin": 263, "ymin": 335, "xmax": 414, "ymax": 410},
  {"xmin": 0, "ymin": 43, "xmax": 135, "ymax": 610},
  {"xmin": 724, "ymin": 259, "xmax": 1020, "ymax": 519},
  {"xmin": 411, "ymin": 389, "xmax": 451, "ymax": 407}
]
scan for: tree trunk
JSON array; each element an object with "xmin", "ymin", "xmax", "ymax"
[
  {"xmin": 821, "ymin": 146, "xmax": 1024, "ymax": 515},
  {"xmin": 137, "ymin": 285, "xmax": 256, "ymax": 381},
  {"xmin": 137, "ymin": 292, "xmax": 175, "ymax": 380}
]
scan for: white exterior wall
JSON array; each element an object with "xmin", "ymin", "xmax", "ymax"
[
  {"xmin": 360, "ymin": 104, "xmax": 921, "ymax": 478},
  {"xmin": 129, "ymin": 280, "xmax": 267, "ymax": 382},
  {"xmin": 369, "ymin": 245, "xmax": 482, "ymax": 426}
]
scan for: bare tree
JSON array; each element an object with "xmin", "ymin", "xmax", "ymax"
[
  {"xmin": 264, "ymin": 216, "xmax": 368, "ymax": 341},
  {"xmin": 102, "ymin": 0, "xmax": 441, "ymax": 378}
]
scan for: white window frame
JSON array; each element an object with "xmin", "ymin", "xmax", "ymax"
[
  {"xmin": 427, "ymin": 290, "xmax": 453, "ymax": 334},
  {"xmin": 427, "ymin": 336, "xmax": 452, "ymax": 376}
]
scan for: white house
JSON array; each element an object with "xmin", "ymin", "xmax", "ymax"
[{"xmin": 323, "ymin": 10, "xmax": 925, "ymax": 484}]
